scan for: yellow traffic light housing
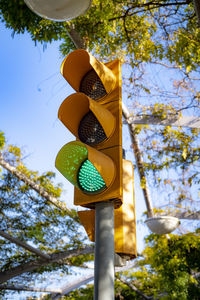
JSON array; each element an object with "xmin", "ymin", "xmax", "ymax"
[
  {"xmin": 59, "ymin": 49, "xmax": 122, "ymax": 150},
  {"xmin": 55, "ymin": 141, "xmax": 115, "ymax": 195},
  {"xmin": 78, "ymin": 160, "xmax": 137, "ymax": 258},
  {"xmin": 55, "ymin": 49, "xmax": 122, "ymax": 208},
  {"xmin": 61, "ymin": 49, "xmax": 116, "ymax": 95},
  {"xmin": 58, "ymin": 93, "xmax": 116, "ymax": 146}
]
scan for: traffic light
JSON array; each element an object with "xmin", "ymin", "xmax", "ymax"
[
  {"xmin": 78, "ymin": 159, "xmax": 137, "ymax": 258},
  {"xmin": 55, "ymin": 49, "xmax": 123, "ymax": 208}
]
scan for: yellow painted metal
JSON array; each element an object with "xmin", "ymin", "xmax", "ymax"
[
  {"xmin": 78, "ymin": 210, "xmax": 95, "ymax": 241},
  {"xmin": 73, "ymin": 59, "xmax": 123, "ymax": 207},
  {"xmin": 78, "ymin": 160, "xmax": 137, "ymax": 258},
  {"xmin": 58, "ymin": 50, "xmax": 123, "ymax": 207},
  {"xmin": 58, "ymin": 92, "xmax": 116, "ymax": 141},
  {"xmin": 87, "ymin": 146, "xmax": 116, "ymax": 190},
  {"xmin": 114, "ymin": 159, "xmax": 137, "ymax": 257},
  {"xmin": 74, "ymin": 145, "xmax": 122, "ymax": 208},
  {"xmin": 99, "ymin": 59, "xmax": 122, "ymax": 150},
  {"xmin": 89, "ymin": 98, "xmax": 116, "ymax": 141},
  {"xmin": 61, "ymin": 49, "xmax": 116, "ymax": 94},
  {"xmin": 58, "ymin": 93, "xmax": 89, "ymax": 138}
]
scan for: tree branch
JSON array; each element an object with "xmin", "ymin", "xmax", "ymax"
[
  {"xmin": 65, "ymin": 23, "xmax": 87, "ymax": 49},
  {"xmin": 122, "ymin": 103, "xmax": 154, "ymax": 217},
  {"xmin": 0, "ymin": 230, "xmax": 50, "ymax": 260},
  {"xmin": 0, "ymin": 246, "xmax": 94, "ymax": 284},
  {"xmin": 117, "ymin": 278, "xmax": 152, "ymax": 300},
  {"xmin": 0, "ymin": 284, "xmax": 61, "ymax": 294},
  {"xmin": 0, "ymin": 153, "xmax": 78, "ymax": 220},
  {"xmin": 193, "ymin": 0, "xmax": 200, "ymax": 26},
  {"xmin": 171, "ymin": 210, "xmax": 200, "ymax": 219},
  {"xmin": 94, "ymin": 0, "xmax": 191, "ymax": 28}
]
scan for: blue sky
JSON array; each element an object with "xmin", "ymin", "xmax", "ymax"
[
  {"xmin": 0, "ymin": 23, "xmax": 72, "ymax": 171},
  {"xmin": 0, "ymin": 22, "xmax": 76, "ymax": 205},
  {"xmin": 0, "ymin": 21, "xmax": 149, "ymax": 253},
  {"xmin": 2, "ymin": 14, "xmax": 193, "ymax": 298}
]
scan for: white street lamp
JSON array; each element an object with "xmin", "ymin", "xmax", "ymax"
[
  {"xmin": 145, "ymin": 216, "xmax": 180, "ymax": 235},
  {"xmin": 24, "ymin": 0, "xmax": 92, "ymax": 21}
]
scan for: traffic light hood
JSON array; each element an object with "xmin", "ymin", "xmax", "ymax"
[
  {"xmin": 55, "ymin": 141, "xmax": 116, "ymax": 194},
  {"xmin": 58, "ymin": 93, "xmax": 116, "ymax": 145},
  {"xmin": 60, "ymin": 49, "xmax": 116, "ymax": 95}
]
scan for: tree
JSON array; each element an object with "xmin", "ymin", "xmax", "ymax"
[
  {"xmin": 0, "ymin": 131, "xmax": 93, "ymax": 298},
  {"xmin": 0, "ymin": 0, "xmax": 199, "ymax": 215},
  {"xmin": 62, "ymin": 231, "xmax": 200, "ymax": 300},
  {"xmin": 41, "ymin": 231, "xmax": 199, "ymax": 300},
  {"xmin": 122, "ymin": 231, "xmax": 200, "ymax": 300},
  {"xmin": 1, "ymin": 0, "xmax": 200, "ymax": 297},
  {"xmin": 139, "ymin": 231, "xmax": 200, "ymax": 299}
]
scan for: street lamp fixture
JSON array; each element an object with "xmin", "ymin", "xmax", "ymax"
[
  {"xmin": 145, "ymin": 216, "xmax": 180, "ymax": 235},
  {"xmin": 24, "ymin": 0, "xmax": 92, "ymax": 21}
]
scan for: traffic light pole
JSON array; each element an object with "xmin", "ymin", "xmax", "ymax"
[{"xmin": 94, "ymin": 202, "xmax": 115, "ymax": 300}]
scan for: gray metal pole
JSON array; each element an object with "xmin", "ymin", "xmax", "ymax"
[{"xmin": 94, "ymin": 202, "xmax": 115, "ymax": 300}]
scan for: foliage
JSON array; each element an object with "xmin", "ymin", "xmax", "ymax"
[
  {"xmin": 61, "ymin": 280, "xmax": 139, "ymax": 300},
  {"xmin": 136, "ymin": 232, "xmax": 200, "ymax": 299},
  {"xmin": 1, "ymin": 0, "xmax": 199, "ymax": 210},
  {"xmin": 62, "ymin": 284, "xmax": 94, "ymax": 300},
  {"xmin": 59, "ymin": 231, "xmax": 200, "ymax": 299},
  {"xmin": 0, "ymin": 131, "xmax": 5, "ymax": 151},
  {"xmin": 0, "ymin": 137, "xmax": 93, "ymax": 296},
  {"xmin": 139, "ymin": 124, "xmax": 200, "ymax": 208},
  {"xmin": 138, "ymin": 232, "xmax": 200, "ymax": 299},
  {"xmin": 0, "ymin": 1, "xmax": 199, "ymax": 68},
  {"xmin": 62, "ymin": 280, "xmax": 140, "ymax": 299},
  {"xmin": 0, "ymin": 0, "xmax": 64, "ymax": 44},
  {"xmin": 1, "ymin": 1, "xmax": 200, "ymax": 298}
]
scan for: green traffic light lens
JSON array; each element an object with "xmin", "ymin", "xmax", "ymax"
[
  {"xmin": 78, "ymin": 159, "xmax": 106, "ymax": 194},
  {"xmin": 56, "ymin": 142, "xmax": 107, "ymax": 195}
]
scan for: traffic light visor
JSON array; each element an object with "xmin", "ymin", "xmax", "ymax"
[
  {"xmin": 58, "ymin": 93, "xmax": 116, "ymax": 146},
  {"xmin": 55, "ymin": 141, "xmax": 116, "ymax": 194},
  {"xmin": 61, "ymin": 49, "xmax": 116, "ymax": 95}
]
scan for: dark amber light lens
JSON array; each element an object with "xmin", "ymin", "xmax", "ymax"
[
  {"xmin": 78, "ymin": 111, "xmax": 106, "ymax": 145},
  {"xmin": 79, "ymin": 69, "xmax": 107, "ymax": 100}
]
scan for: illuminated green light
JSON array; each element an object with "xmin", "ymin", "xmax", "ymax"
[{"xmin": 78, "ymin": 160, "xmax": 106, "ymax": 194}]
